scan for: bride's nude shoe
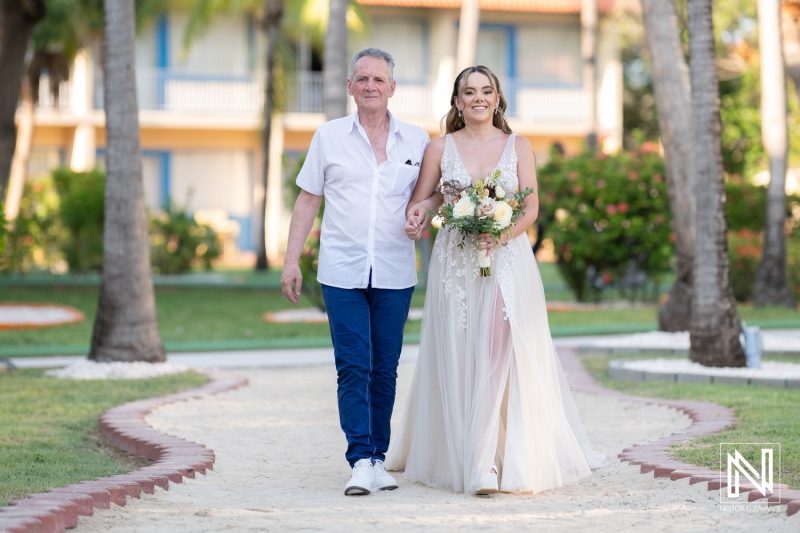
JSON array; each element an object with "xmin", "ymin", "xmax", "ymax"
[{"xmin": 476, "ymin": 467, "xmax": 499, "ymax": 495}]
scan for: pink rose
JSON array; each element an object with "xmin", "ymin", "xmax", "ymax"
[{"xmin": 478, "ymin": 197, "xmax": 497, "ymax": 219}]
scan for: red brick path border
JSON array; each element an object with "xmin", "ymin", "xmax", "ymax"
[
  {"xmin": 0, "ymin": 368, "xmax": 248, "ymax": 533},
  {"xmin": 559, "ymin": 347, "xmax": 800, "ymax": 517}
]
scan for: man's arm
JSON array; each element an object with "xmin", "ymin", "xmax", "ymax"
[{"xmin": 281, "ymin": 190, "xmax": 322, "ymax": 304}]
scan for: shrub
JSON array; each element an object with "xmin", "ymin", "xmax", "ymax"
[
  {"xmin": 3, "ymin": 169, "xmax": 221, "ymax": 275},
  {"xmin": 283, "ymin": 153, "xmax": 326, "ymax": 311},
  {"xmin": 51, "ymin": 168, "xmax": 105, "ymax": 272},
  {"xmin": 537, "ymin": 147, "xmax": 672, "ymax": 302},
  {"xmin": 725, "ymin": 180, "xmax": 800, "ymax": 232},
  {"xmin": 148, "ymin": 204, "xmax": 220, "ymax": 274},
  {"xmin": 728, "ymin": 229, "xmax": 800, "ymax": 302},
  {"xmin": 1, "ymin": 176, "xmax": 64, "ymax": 273}
]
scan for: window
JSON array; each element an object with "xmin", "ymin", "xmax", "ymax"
[
  {"xmin": 517, "ymin": 25, "xmax": 581, "ymax": 85},
  {"xmin": 357, "ymin": 18, "xmax": 428, "ymax": 82}
]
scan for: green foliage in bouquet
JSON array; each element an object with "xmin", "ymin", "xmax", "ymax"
[
  {"xmin": 537, "ymin": 147, "xmax": 672, "ymax": 302},
  {"xmin": 148, "ymin": 204, "xmax": 221, "ymax": 275}
]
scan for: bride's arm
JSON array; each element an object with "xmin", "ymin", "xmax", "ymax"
[
  {"xmin": 478, "ymin": 135, "xmax": 539, "ymax": 252},
  {"xmin": 405, "ymin": 137, "xmax": 446, "ymax": 241}
]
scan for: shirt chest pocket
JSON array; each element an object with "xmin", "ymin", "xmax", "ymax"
[{"xmin": 391, "ymin": 163, "xmax": 419, "ymax": 196}]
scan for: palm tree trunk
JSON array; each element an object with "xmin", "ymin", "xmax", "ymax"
[
  {"xmin": 89, "ymin": 0, "xmax": 165, "ymax": 362},
  {"xmin": 755, "ymin": 0, "xmax": 796, "ymax": 308},
  {"xmin": 255, "ymin": 0, "xmax": 284, "ymax": 271},
  {"xmin": 324, "ymin": 0, "xmax": 348, "ymax": 120},
  {"xmin": 0, "ymin": 0, "xmax": 45, "ymax": 199},
  {"xmin": 687, "ymin": 0, "xmax": 745, "ymax": 367},
  {"xmin": 783, "ymin": 1, "xmax": 800, "ymax": 102},
  {"xmin": 640, "ymin": 0, "xmax": 697, "ymax": 332},
  {"xmin": 456, "ymin": 0, "xmax": 480, "ymax": 71},
  {"xmin": 4, "ymin": 77, "xmax": 35, "ymax": 222}
]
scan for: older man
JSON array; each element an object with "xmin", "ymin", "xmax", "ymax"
[{"xmin": 281, "ymin": 48, "xmax": 432, "ymax": 495}]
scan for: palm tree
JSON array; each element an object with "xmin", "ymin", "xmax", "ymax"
[
  {"xmin": 0, "ymin": 0, "xmax": 46, "ymax": 200},
  {"xmin": 686, "ymin": 0, "xmax": 745, "ymax": 367},
  {"xmin": 456, "ymin": 0, "xmax": 479, "ymax": 71},
  {"xmin": 5, "ymin": 0, "xmax": 92, "ymax": 222},
  {"xmin": 324, "ymin": 0, "xmax": 348, "ymax": 119},
  {"xmin": 755, "ymin": 0, "xmax": 796, "ymax": 308},
  {"xmin": 89, "ymin": 0, "xmax": 165, "ymax": 362},
  {"xmin": 639, "ymin": 0, "xmax": 696, "ymax": 332},
  {"xmin": 255, "ymin": 0, "xmax": 285, "ymax": 270}
]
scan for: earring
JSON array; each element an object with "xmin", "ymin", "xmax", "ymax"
[
  {"xmin": 494, "ymin": 107, "xmax": 499, "ymax": 115},
  {"xmin": 458, "ymin": 108, "xmax": 462, "ymax": 117}
]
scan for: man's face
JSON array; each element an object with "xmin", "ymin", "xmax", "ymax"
[{"xmin": 347, "ymin": 56, "xmax": 396, "ymax": 114}]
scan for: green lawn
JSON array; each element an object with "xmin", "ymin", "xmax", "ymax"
[
  {"xmin": 0, "ymin": 369, "xmax": 208, "ymax": 506},
  {"xmin": 581, "ymin": 353, "xmax": 800, "ymax": 489},
  {"xmin": 1, "ymin": 263, "xmax": 797, "ymax": 356}
]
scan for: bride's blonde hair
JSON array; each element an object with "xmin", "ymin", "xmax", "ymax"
[{"xmin": 441, "ymin": 65, "xmax": 512, "ymax": 135}]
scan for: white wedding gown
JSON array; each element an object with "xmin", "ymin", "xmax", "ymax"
[{"xmin": 385, "ymin": 133, "xmax": 605, "ymax": 494}]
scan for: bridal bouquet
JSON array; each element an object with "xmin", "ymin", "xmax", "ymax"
[{"xmin": 432, "ymin": 169, "xmax": 535, "ymax": 276}]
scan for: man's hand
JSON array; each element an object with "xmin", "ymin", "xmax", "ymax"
[
  {"xmin": 405, "ymin": 203, "xmax": 430, "ymax": 241},
  {"xmin": 281, "ymin": 263, "xmax": 303, "ymax": 304}
]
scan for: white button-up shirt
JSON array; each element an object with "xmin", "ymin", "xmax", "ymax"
[{"xmin": 296, "ymin": 111, "xmax": 430, "ymax": 289}]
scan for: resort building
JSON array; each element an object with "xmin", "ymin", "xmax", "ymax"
[{"xmin": 23, "ymin": 0, "xmax": 621, "ymax": 264}]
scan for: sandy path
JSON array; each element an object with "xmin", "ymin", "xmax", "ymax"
[{"xmin": 74, "ymin": 361, "xmax": 798, "ymax": 533}]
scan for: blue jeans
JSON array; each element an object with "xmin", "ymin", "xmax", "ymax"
[{"xmin": 321, "ymin": 280, "xmax": 414, "ymax": 467}]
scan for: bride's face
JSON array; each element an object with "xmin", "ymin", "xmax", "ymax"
[{"xmin": 455, "ymin": 72, "xmax": 497, "ymax": 124}]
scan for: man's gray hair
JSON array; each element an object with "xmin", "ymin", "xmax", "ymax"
[{"xmin": 349, "ymin": 48, "xmax": 395, "ymax": 81}]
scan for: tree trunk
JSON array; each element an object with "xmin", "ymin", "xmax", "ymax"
[
  {"xmin": 581, "ymin": 0, "xmax": 598, "ymax": 149},
  {"xmin": 640, "ymin": 0, "xmax": 697, "ymax": 332},
  {"xmin": 456, "ymin": 0, "xmax": 480, "ymax": 71},
  {"xmin": 783, "ymin": 1, "xmax": 800, "ymax": 102},
  {"xmin": 89, "ymin": 0, "xmax": 165, "ymax": 363},
  {"xmin": 755, "ymin": 0, "xmax": 796, "ymax": 308},
  {"xmin": 255, "ymin": 0, "xmax": 284, "ymax": 271},
  {"xmin": 0, "ymin": 0, "xmax": 45, "ymax": 199},
  {"xmin": 4, "ymin": 77, "xmax": 35, "ymax": 222},
  {"xmin": 323, "ymin": 0, "xmax": 348, "ymax": 120},
  {"xmin": 687, "ymin": 0, "xmax": 745, "ymax": 367}
]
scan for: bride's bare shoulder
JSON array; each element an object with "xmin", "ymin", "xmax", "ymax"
[{"xmin": 425, "ymin": 136, "xmax": 447, "ymax": 156}]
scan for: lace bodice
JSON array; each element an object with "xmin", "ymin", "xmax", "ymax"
[
  {"xmin": 440, "ymin": 133, "xmax": 519, "ymax": 204},
  {"xmin": 434, "ymin": 132, "xmax": 523, "ymax": 329}
]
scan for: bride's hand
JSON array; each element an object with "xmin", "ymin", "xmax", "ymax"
[
  {"xmin": 405, "ymin": 203, "xmax": 430, "ymax": 241},
  {"xmin": 476, "ymin": 232, "xmax": 496, "ymax": 253}
]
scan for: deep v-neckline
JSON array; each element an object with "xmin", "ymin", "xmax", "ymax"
[{"xmin": 448, "ymin": 133, "xmax": 513, "ymax": 186}]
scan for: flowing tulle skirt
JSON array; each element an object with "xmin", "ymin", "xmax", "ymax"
[{"xmin": 385, "ymin": 228, "xmax": 605, "ymax": 494}]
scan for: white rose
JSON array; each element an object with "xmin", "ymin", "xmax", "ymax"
[
  {"xmin": 453, "ymin": 196, "xmax": 476, "ymax": 218},
  {"xmin": 494, "ymin": 201, "xmax": 513, "ymax": 229},
  {"xmin": 495, "ymin": 186, "xmax": 506, "ymax": 199}
]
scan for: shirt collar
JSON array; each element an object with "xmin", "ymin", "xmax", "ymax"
[{"xmin": 349, "ymin": 109, "xmax": 399, "ymax": 137}]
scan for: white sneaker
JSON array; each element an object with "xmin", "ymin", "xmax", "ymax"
[
  {"xmin": 373, "ymin": 460, "xmax": 398, "ymax": 491},
  {"xmin": 344, "ymin": 458, "xmax": 375, "ymax": 496}
]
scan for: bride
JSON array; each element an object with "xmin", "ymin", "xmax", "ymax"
[{"xmin": 385, "ymin": 65, "xmax": 605, "ymax": 495}]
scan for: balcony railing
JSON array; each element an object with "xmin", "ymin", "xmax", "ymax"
[{"xmin": 38, "ymin": 68, "xmax": 589, "ymax": 125}]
